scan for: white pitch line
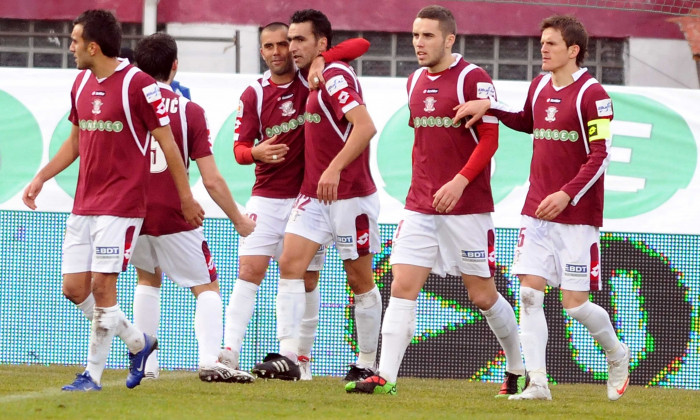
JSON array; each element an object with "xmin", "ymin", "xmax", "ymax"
[{"xmin": 0, "ymin": 371, "xmax": 194, "ymax": 404}]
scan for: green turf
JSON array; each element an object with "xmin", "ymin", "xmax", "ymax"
[{"xmin": 0, "ymin": 364, "xmax": 698, "ymax": 419}]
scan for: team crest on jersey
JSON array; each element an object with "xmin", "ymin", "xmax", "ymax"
[
  {"xmin": 423, "ymin": 96, "xmax": 437, "ymax": 112},
  {"xmin": 545, "ymin": 106, "xmax": 558, "ymax": 122},
  {"xmin": 91, "ymin": 99, "xmax": 103, "ymax": 115},
  {"xmin": 280, "ymin": 100, "xmax": 296, "ymax": 117}
]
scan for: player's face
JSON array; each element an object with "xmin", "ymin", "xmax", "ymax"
[
  {"xmin": 260, "ymin": 28, "xmax": 294, "ymax": 76},
  {"xmin": 540, "ymin": 27, "xmax": 578, "ymax": 73},
  {"xmin": 69, "ymin": 24, "xmax": 92, "ymax": 70},
  {"xmin": 288, "ymin": 21, "xmax": 326, "ymax": 70},
  {"xmin": 412, "ymin": 18, "xmax": 454, "ymax": 71}
]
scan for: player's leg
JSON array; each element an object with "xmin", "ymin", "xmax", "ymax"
[
  {"xmin": 130, "ymin": 236, "xmax": 162, "ymax": 379},
  {"xmin": 251, "ymin": 196, "xmax": 329, "ymax": 380},
  {"xmin": 223, "ymin": 196, "xmax": 290, "ymax": 369},
  {"xmin": 346, "ymin": 211, "xmax": 435, "ymax": 395},
  {"xmin": 221, "ymin": 255, "xmax": 269, "ymax": 369},
  {"xmin": 61, "ymin": 214, "xmax": 95, "ymax": 321},
  {"xmin": 251, "ymin": 233, "xmax": 319, "ymax": 380},
  {"xmin": 133, "ymin": 268, "xmax": 162, "ymax": 378},
  {"xmin": 332, "ymin": 196, "xmax": 382, "ymax": 380},
  {"xmin": 509, "ymin": 275, "xmax": 551, "ymax": 400},
  {"xmin": 508, "ymin": 217, "xmax": 557, "ymax": 400},
  {"xmin": 453, "ymin": 215, "xmax": 524, "ymax": 397},
  {"xmin": 557, "ymin": 224, "xmax": 629, "ymax": 401},
  {"xmin": 298, "ymin": 262, "xmax": 322, "ymax": 380}
]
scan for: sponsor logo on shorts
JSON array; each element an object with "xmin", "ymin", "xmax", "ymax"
[
  {"xmin": 337, "ymin": 235, "xmax": 354, "ymax": 244},
  {"xmin": 96, "ymin": 246, "xmax": 120, "ymax": 256},
  {"xmin": 565, "ymin": 264, "xmax": 589, "ymax": 277},
  {"xmin": 357, "ymin": 233, "xmax": 369, "ymax": 246},
  {"xmin": 461, "ymin": 250, "xmax": 486, "ymax": 262}
]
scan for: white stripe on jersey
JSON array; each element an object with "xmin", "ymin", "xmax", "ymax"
[
  {"xmin": 180, "ymin": 96, "xmax": 191, "ymax": 171},
  {"xmin": 122, "ymin": 67, "xmax": 150, "ymax": 156},
  {"xmin": 252, "ymin": 79, "xmax": 264, "ymax": 140},
  {"xmin": 74, "ymin": 71, "xmax": 91, "ymax": 107},
  {"xmin": 571, "ymin": 77, "xmax": 610, "ymax": 206},
  {"xmin": 316, "ymin": 89, "xmax": 352, "ymax": 142}
]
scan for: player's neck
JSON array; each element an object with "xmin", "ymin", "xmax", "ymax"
[
  {"xmin": 90, "ymin": 56, "xmax": 120, "ymax": 79},
  {"xmin": 270, "ymin": 71, "xmax": 296, "ymax": 85},
  {"xmin": 428, "ymin": 53, "xmax": 456, "ymax": 74},
  {"xmin": 550, "ymin": 61, "xmax": 579, "ymax": 88}
]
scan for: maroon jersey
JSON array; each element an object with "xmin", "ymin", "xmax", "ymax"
[
  {"xmin": 301, "ymin": 62, "xmax": 376, "ymax": 199},
  {"xmin": 140, "ymin": 83, "xmax": 213, "ymax": 236},
  {"xmin": 69, "ymin": 60, "xmax": 169, "ymax": 218},
  {"xmin": 406, "ymin": 56, "xmax": 497, "ymax": 215},
  {"xmin": 234, "ymin": 70, "xmax": 308, "ymax": 198},
  {"xmin": 491, "ymin": 69, "xmax": 612, "ymax": 227}
]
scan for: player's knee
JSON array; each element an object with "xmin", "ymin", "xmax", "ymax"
[
  {"xmin": 389, "ymin": 278, "xmax": 420, "ymax": 300},
  {"xmin": 62, "ymin": 281, "xmax": 89, "ymax": 304},
  {"xmin": 467, "ymin": 290, "xmax": 498, "ymax": 310},
  {"xmin": 238, "ymin": 264, "xmax": 266, "ymax": 284}
]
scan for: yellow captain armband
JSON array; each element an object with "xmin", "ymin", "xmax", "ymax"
[{"xmin": 587, "ymin": 118, "xmax": 611, "ymax": 142}]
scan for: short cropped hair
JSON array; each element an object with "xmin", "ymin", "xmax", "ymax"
[
  {"xmin": 541, "ymin": 15, "xmax": 588, "ymax": 66},
  {"xmin": 73, "ymin": 9, "xmax": 122, "ymax": 58},
  {"xmin": 416, "ymin": 5, "xmax": 457, "ymax": 36}
]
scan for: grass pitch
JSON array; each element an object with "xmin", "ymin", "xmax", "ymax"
[{"xmin": 0, "ymin": 364, "xmax": 698, "ymax": 419}]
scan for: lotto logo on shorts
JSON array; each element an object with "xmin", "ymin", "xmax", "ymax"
[
  {"xmin": 202, "ymin": 241, "xmax": 217, "ymax": 282},
  {"xmin": 461, "ymin": 250, "xmax": 486, "ymax": 262},
  {"xmin": 355, "ymin": 214, "xmax": 370, "ymax": 257},
  {"xmin": 565, "ymin": 264, "xmax": 588, "ymax": 277},
  {"xmin": 95, "ymin": 247, "xmax": 120, "ymax": 255}
]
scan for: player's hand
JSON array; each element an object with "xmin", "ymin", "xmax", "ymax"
[
  {"xmin": 317, "ymin": 167, "xmax": 340, "ymax": 205},
  {"xmin": 433, "ymin": 174, "xmax": 469, "ymax": 213},
  {"xmin": 22, "ymin": 178, "xmax": 44, "ymax": 210},
  {"xmin": 182, "ymin": 197, "xmax": 205, "ymax": 227},
  {"xmin": 308, "ymin": 55, "xmax": 326, "ymax": 91},
  {"xmin": 233, "ymin": 214, "xmax": 256, "ymax": 237},
  {"xmin": 535, "ymin": 191, "xmax": 570, "ymax": 221},
  {"xmin": 251, "ymin": 134, "xmax": 289, "ymax": 164},
  {"xmin": 453, "ymin": 99, "xmax": 491, "ymax": 129}
]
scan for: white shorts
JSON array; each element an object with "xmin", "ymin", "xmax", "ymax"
[
  {"xmin": 240, "ymin": 196, "xmax": 325, "ymax": 271},
  {"xmin": 390, "ymin": 210, "xmax": 495, "ymax": 278},
  {"xmin": 511, "ymin": 215, "xmax": 601, "ymax": 291},
  {"xmin": 62, "ymin": 214, "xmax": 143, "ymax": 274},
  {"xmin": 285, "ymin": 192, "xmax": 380, "ymax": 261},
  {"xmin": 130, "ymin": 228, "xmax": 217, "ymax": 288}
]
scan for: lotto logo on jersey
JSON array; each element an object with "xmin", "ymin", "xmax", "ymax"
[
  {"xmin": 565, "ymin": 264, "xmax": 588, "ymax": 277},
  {"xmin": 461, "ymin": 250, "xmax": 486, "ymax": 262},
  {"xmin": 596, "ymin": 99, "xmax": 613, "ymax": 117},
  {"xmin": 325, "ymin": 75, "xmax": 349, "ymax": 96},
  {"xmin": 476, "ymin": 82, "xmax": 495, "ymax": 99}
]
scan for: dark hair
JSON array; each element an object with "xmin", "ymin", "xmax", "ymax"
[
  {"xmin": 290, "ymin": 9, "xmax": 332, "ymax": 47},
  {"xmin": 541, "ymin": 15, "xmax": 588, "ymax": 66},
  {"xmin": 416, "ymin": 5, "xmax": 457, "ymax": 36},
  {"xmin": 134, "ymin": 33, "xmax": 177, "ymax": 81},
  {"xmin": 73, "ymin": 9, "xmax": 121, "ymax": 58}
]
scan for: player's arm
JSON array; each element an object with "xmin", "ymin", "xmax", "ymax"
[
  {"xmin": 151, "ymin": 125, "xmax": 204, "ymax": 227},
  {"xmin": 317, "ymin": 105, "xmax": 376, "ymax": 204},
  {"xmin": 196, "ymin": 155, "xmax": 255, "ymax": 236},
  {"xmin": 308, "ymin": 38, "xmax": 370, "ymax": 88},
  {"xmin": 23, "ymin": 124, "xmax": 80, "ymax": 210},
  {"xmin": 433, "ymin": 120, "xmax": 499, "ymax": 214}
]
